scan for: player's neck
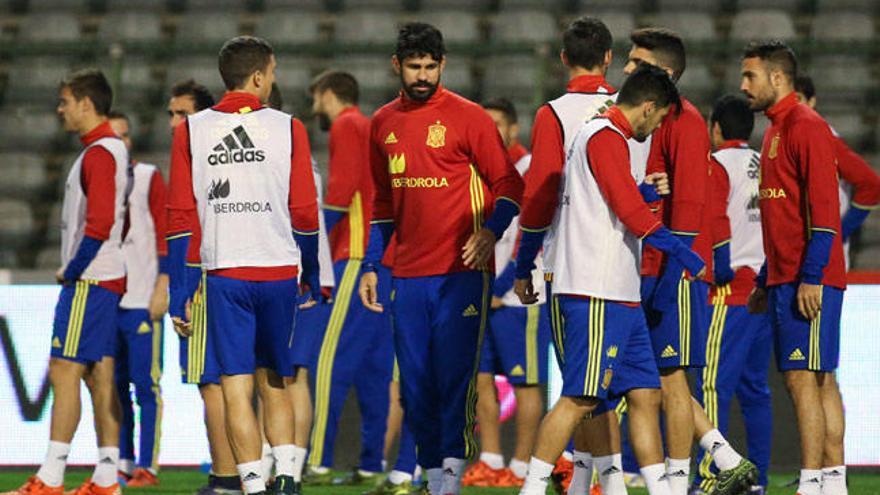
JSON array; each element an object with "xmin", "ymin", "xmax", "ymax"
[
  {"xmin": 329, "ymin": 103, "xmax": 355, "ymax": 123},
  {"xmin": 568, "ymin": 66, "xmax": 605, "ymax": 80},
  {"xmin": 78, "ymin": 115, "xmax": 107, "ymax": 138}
]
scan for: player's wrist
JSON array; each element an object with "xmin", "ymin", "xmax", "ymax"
[{"xmin": 362, "ymin": 262, "xmax": 379, "ymax": 274}]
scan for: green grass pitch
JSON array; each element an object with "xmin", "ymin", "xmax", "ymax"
[{"xmin": 1, "ymin": 469, "xmax": 879, "ymax": 494}]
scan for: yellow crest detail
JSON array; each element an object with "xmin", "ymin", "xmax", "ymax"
[
  {"xmin": 388, "ymin": 153, "xmax": 406, "ymax": 175},
  {"xmin": 768, "ymin": 133, "xmax": 780, "ymax": 159},
  {"xmin": 384, "ymin": 132, "xmax": 398, "ymax": 144},
  {"xmin": 426, "ymin": 120, "xmax": 446, "ymax": 148},
  {"xmin": 602, "ymin": 369, "xmax": 613, "ymax": 389},
  {"xmin": 606, "ymin": 346, "xmax": 618, "ymax": 358}
]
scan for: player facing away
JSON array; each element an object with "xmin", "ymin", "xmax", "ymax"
[
  {"xmin": 741, "ymin": 41, "xmax": 848, "ymax": 495},
  {"xmin": 358, "ymin": 22, "xmax": 525, "ymax": 495},
  {"xmin": 518, "ymin": 65, "xmax": 703, "ymax": 495},
  {"xmin": 463, "ymin": 97, "xmax": 549, "ymax": 489},
  {"xmin": 107, "ymin": 111, "xmax": 170, "ymax": 488},
  {"xmin": 794, "ymin": 74, "xmax": 880, "ymax": 267},
  {"xmin": 4, "ymin": 70, "xmax": 127, "ymax": 495},
  {"xmin": 306, "ymin": 70, "xmax": 394, "ymax": 487},
  {"xmin": 622, "ymin": 28, "xmax": 757, "ymax": 495},
  {"xmin": 167, "ymin": 36, "xmax": 321, "ymax": 495},
  {"xmin": 165, "ymin": 80, "xmax": 246, "ymax": 495},
  {"xmin": 690, "ymin": 95, "xmax": 773, "ymax": 495}
]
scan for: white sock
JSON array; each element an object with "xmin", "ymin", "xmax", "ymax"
[
  {"xmin": 822, "ymin": 466, "xmax": 847, "ymax": 495},
  {"xmin": 388, "ymin": 470, "xmax": 413, "ymax": 485},
  {"xmin": 520, "ymin": 457, "xmax": 555, "ymax": 495},
  {"xmin": 509, "ymin": 458, "xmax": 529, "ymax": 479},
  {"xmin": 291, "ymin": 445, "xmax": 308, "ymax": 482},
  {"xmin": 92, "ymin": 447, "xmax": 120, "ymax": 487},
  {"xmin": 562, "ymin": 450, "xmax": 574, "ymax": 461},
  {"xmin": 260, "ymin": 444, "xmax": 274, "ymax": 482},
  {"xmin": 36, "ymin": 441, "xmax": 70, "ymax": 487},
  {"xmin": 665, "ymin": 458, "xmax": 689, "ymax": 495},
  {"xmin": 641, "ymin": 463, "xmax": 672, "ymax": 495},
  {"xmin": 440, "ymin": 458, "xmax": 466, "ymax": 495},
  {"xmin": 310, "ymin": 465, "xmax": 329, "ymax": 474},
  {"xmin": 480, "ymin": 452, "xmax": 505, "ymax": 470},
  {"xmin": 118, "ymin": 459, "xmax": 134, "ymax": 476},
  {"xmin": 238, "ymin": 460, "xmax": 266, "ymax": 494},
  {"xmin": 799, "ymin": 469, "xmax": 823, "ymax": 495},
  {"xmin": 569, "ymin": 451, "xmax": 593, "ymax": 495},
  {"xmin": 698, "ymin": 429, "xmax": 743, "ymax": 472},
  {"xmin": 272, "ymin": 444, "xmax": 296, "ymax": 478},
  {"xmin": 596, "ymin": 454, "xmax": 627, "ymax": 495},
  {"xmin": 426, "ymin": 468, "xmax": 443, "ymax": 495}
]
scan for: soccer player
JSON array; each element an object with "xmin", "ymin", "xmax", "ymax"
[
  {"xmin": 358, "ymin": 22, "xmax": 524, "ymax": 495},
  {"xmin": 107, "ymin": 111, "xmax": 169, "ymax": 488},
  {"xmin": 690, "ymin": 95, "xmax": 773, "ymax": 495},
  {"xmin": 518, "ymin": 64, "xmax": 703, "ymax": 495},
  {"xmin": 794, "ymin": 74, "xmax": 880, "ymax": 265},
  {"xmin": 742, "ymin": 41, "xmax": 848, "ymax": 495},
  {"xmin": 167, "ymin": 36, "xmax": 320, "ymax": 495},
  {"xmin": 165, "ymin": 80, "xmax": 244, "ymax": 495},
  {"xmin": 306, "ymin": 70, "xmax": 394, "ymax": 487},
  {"xmin": 622, "ymin": 29, "xmax": 756, "ymax": 494},
  {"xmin": 462, "ymin": 97, "xmax": 548, "ymax": 489},
  {"xmin": 3, "ymin": 70, "xmax": 127, "ymax": 495}
]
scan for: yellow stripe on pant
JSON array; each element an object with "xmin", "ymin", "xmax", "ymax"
[
  {"xmin": 309, "ymin": 258, "xmax": 361, "ymax": 467},
  {"xmin": 463, "ymin": 272, "xmax": 491, "ymax": 459},
  {"xmin": 678, "ymin": 277, "xmax": 692, "ymax": 367},
  {"xmin": 151, "ymin": 320, "xmax": 164, "ymax": 472},
  {"xmin": 698, "ymin": 285, "xmax": 730, "ymax": 492},
  {"xmin": 809, "ymin": 287, "xmax": 822, "ymax": 371},
  {"xmin": 188, "ymin": 271, "xmax": 207, "ymax": 384},
  {"xmin": 525, "ymin": 305, "xmax": 540, "ymax": 385},
  {"xmin": 63, "ymin": 280, "xmax": 97, "ymax": 358},
  {"xmin": 584, "ymin": 298, "xmax": 605, "ymax": 397}
]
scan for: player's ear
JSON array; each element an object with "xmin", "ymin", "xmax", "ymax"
[
  {"xmin": 439, "ymin": 56, "xmax": 446, "ymax": 72},
  {"xmin": 391, "ymin": 55, "xmax": 401, "ymax": 75},
  {"xmin": 603, "ymin": 49, "xmax": 612, "ymax": 69},
  {"xmin": 560, "ymin": 49, "xmax": 568, "ymax": 67}
]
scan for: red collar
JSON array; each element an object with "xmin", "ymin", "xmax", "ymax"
[
  {"xmin": 717, "ymin": 139, "xmax": 749, "ymax": 151},
  {"xmin": 80, "ymin": 120, "xmax": 116, "ymax": 146},
  {"xmin": 338, "ymin": 106, "xmax": 361, "ymax": 118},
  {"xmin": 507, "ymin": 142, "xmax": 528, "ymax": 163},
  {"xmin": 214, "ymin": 91, "xmax": 264, "ymax": 114},
  {"xmin": 399, "ymin": 84, "xmax": 447, "ymax": 110},
  {"xmin": 604, "ymin": 106, "xmax": 634, "ymax": 139},
  {"xmin": 566, "ymin": 74, "xmax": 614, "ymax": 94},
  {"xmin": 765, "ymin": 91, "xmax": 798, "ymax": 126}
]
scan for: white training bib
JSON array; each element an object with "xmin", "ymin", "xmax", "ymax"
[
  {"xmin": 713, "ymin": 146, "xmax": 765, "ymax": 273},
  {"xmin": 551, "ymin": 117, "xmax": 645, "ymax": 302},
  {"xmin": 121, "ymin": 163, "xmax": 161, "ymax": 309},
  {"xmin": 189, "ymin": 108, "xmax": 300, "ymax": 270},
  {"xmin": 60, "ymin": 136, "xmax": 129, "ymax": 281},
  {"xmin": 313, "ymin": 163, "xmax": 335, "ymax": 288}
]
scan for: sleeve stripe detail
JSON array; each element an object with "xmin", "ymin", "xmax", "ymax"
[
  {"xmin": 496, "ymin": 196, "xmax": 521, "ymax": 210},
  {"xmin": 323, "ymin": 204, "xmax": 350, "ymax": 212},
  {"xmin": 713, "ymin": 239, "xmax": 731, "ymax": 249},
  {"xmin": 811, "ymin": 227, "xmax": 838, "ymax": 234},
  {"xmin": 639, "ymin": 221, "xmax": 663, "ymax": 240},
  {"xmin": 670, "ymin": 230, "xmax": 699, "ymax": 236},
  {"xmin": 850, "ymin": 201, "xmax": 880, "ymax": 211},
  {"xmin": 293, "ymin": 229, "xmax": 319, "ymax": 236},
  {"xmin": 520, "ymin": 225, "xmax": 550, "ymax": 233},
  {"xmin": 185, "ymin": 263, "xmax": 201, "ymax": 268},
  {"xmin": 371, "ymin": 219, "xmax": 394, "ymax": 224},
  {"xmin": 165, "ymin": 232, "xmax": 192, "ymax": 241}
]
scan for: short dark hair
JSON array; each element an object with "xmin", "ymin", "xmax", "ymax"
[
  {"xmin": 710, "ymin": 94, "xmax": 754, "ymax": 141},
  {"xmin": 309, "ymin": 70, "xmax": 359, "ymax": 105},
  {"xmin": 395, "ymin": 22, "xmax": 446, "ymax": 62},
  {"xmin": 171, "ymin": 78, "xmax": 215, "ymax": 111},
  {"xmin": 742, "ymin": 40, "xmax": 797, "ymax": 82},
  {"xmin": 268, "ymin": 83, "xmax": 283, "ymax": 110},
  {"xmin": 482, "ymin": 97, "xmax": 518, "ymax": 124},
  {"xmin": 562, "ymin": 17, "xmax": 612, "ymax": 71},
  {"xmin": 630, "ymin": 28, "xmax": 686, "ymax": 81},
  {"xmin": 218, "ymin": 35, "xmax": 274, "ymax": 91},
  {"xmin": 60, "ymin": 69, "xmax": 113, "ymax": 116},
  {"xmin": 794, "ymin": 73, "xmax": 815, "ymax": 100},
  {"xmin": 107, "ymin": 110, "xmax": 129, "ymax": 124},
  {"xmin": 617, "ymin": 64, "xmax": 681, "ymax": 113}
]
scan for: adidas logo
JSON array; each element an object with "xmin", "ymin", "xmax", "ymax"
[
  {"xmin": 385, "ymin": 132, "xmax": 398, "ymax": 144},
  {"xmin": 242, "ymin": 472, "xmax": 261, "ymax": 482},
  {"xmin": 661, "ymin": 345, "xmax": 678, "ymax": 358},
  {"xmin": 806, "ymin": 477, "xmax": 821, "ymax": 484},
  {"xmin": 462, "ymin": 304, "xmax": 479, "ymax": 317},
  {"xmin": 208, "ymin": 178, "xmax": 231, "ymax": 201},
  {"xmin": 57, "ymin": 455, "xmax": 68, "ymax": 461},
  {"xmin": 574, "ymin": 460, "xmax": 589, "ymax": 468},
  {"xmin": 99, "ymin": 456, "xmax": 114, "ymax": 464},
  {"xmin": 789, "ymin": 348, "xmax": 805, "ymax": 361},
  {"xmin": 602, "ymin": 466, "xmax": 621, "ymax": 476},
  {"xmin": 208, "ymin": 126, "xmax": 266, "ymax": 166},
  {"xmin": 52, "ymin": 337, "xmax": 62, "ymax": 348},
  {"xmin": 709, "ymin": 441, "xmax": 725, "ymax": 454},
  {"xmin": 137, "ymin": 322, "xmax": 151, "ymax": 334},
  {"xmin": 510, "ymin": 365, "xmax": 525, "ymax": 377},
  {"xmin": 443, "ymin": 467, "xmax": 455, "ymax": 476},
  {"xmin": 668, "ymin": 469, "xmax": 687, "ymax": 478}
]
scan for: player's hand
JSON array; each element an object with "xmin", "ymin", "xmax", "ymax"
[
  {"xmin": 462, "ymin": 227, "xmax": 496, "ymax": 270},
  {"xmin": 359, "ymin": 271, "xmax": 384, "ymax": 313},
  {"xmin": 55, "ymin": 268, "xmax": 66, "ymax": 285},
  {"xmin": 172, "ymin": 299, "xmax": 193, "ymax": 337},
  {"xmin": 148, "ymin": 274, "xmax": 170, "ymax": 321},
  {"xmin": 688, "ymin": 267, "xmax": 707, "ymax": 281},
  {"xmin": 491, "ymin": 296, "xmax": 504, "ymax": 310},
  {"xmin": 747, "ymin": 287, "xmax": 768, "ymax": 314},
  {"xmin": 514, "ymin": 277, "xmax": 539, "ymax": 305},
  {"xmin": 797, "ymin": 282, "xmax": 822, "ymax": 320},
  {"xmin": 645, "ymin": 172, "xmax": 670, "ymax": 196}
]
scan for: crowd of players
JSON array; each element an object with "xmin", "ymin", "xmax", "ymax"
[{"xmin": 3, "ymin": 11, "xmax": 879, "ymax": 495}]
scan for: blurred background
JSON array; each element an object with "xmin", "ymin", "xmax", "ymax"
[{"xmin": 0, "ymin": 0, "xmax": 878, "ymax": 280}]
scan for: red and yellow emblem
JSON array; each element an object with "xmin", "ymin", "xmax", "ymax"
[{"xmin": 426, "ymin": 120, "xmax": 446, "ymax": 148}]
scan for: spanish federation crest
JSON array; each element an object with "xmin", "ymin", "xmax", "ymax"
[
  {"xmin": 768, "ymin": 133, "xmax": 780, "ymax": 159},
  {"xmin": 426, "ymin": 120, "xmax": 446, "ymax": 148}
]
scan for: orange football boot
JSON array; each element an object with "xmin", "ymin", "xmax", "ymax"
[
  {"xmin": 590, "ymin": 482, "xmax": 604, "ymax": 495},
  {"xmin": 492, "ymin": 468, "xmax": 525, "ymax": 488},
  {"xmin": 461, "ymin": 461, "xmax": 501, "ymax": 487},
  {"xmin": 551, "ymin": 456, "xmax": 574, "ymax": 494},
  {"xmin": 64, "ymin": 481, "xmax": 121, "ymax": 495},
  {"xmin": 124, "ymin": 469, "xmax": 157, "ymax": 488},
  {"xmin": 0, "ymin": 476, "xmax": 64, "ymax": 495}
]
